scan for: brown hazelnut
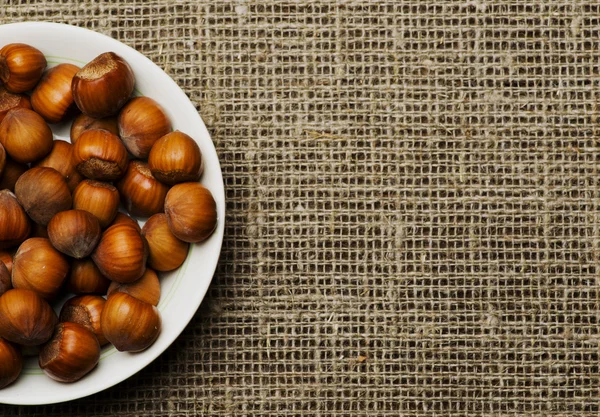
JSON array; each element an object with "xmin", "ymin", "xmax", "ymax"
[
  {"xmin": 116, "ymin": 160, "xmax": 169, "ymax": 217},
  {"xmin": 148, "ymin": 131, "xmax": 203, "ymax": 185},
  {"xmin": 0, "ymin": 250, "xmax": 13, "ymax": 275},
  {"xmin": 142, "ymin": 213, "xmax": 189, "ymax": 271},
  {"xmin": 72, "ymin": 180, "xmax": 120, "ymax": 229},
  {"xmin": 31, "ymin": 63, "xmax": 80, "ymax": 124},
  {"xmin": 66, "ymin": 258, "xmax": 110, "ymax": 295},
  {"xmin": 72, "ymin": 128, "xmax": 128, "ymax": 181},
  {"xmin": 118, "ymin": 97, "xmax": 172, "ymax": 158},
  {"xmin": 14, "ymin": 167, "xmax": 72, "ymax": 226},
  {"xmin": 164, "ymin": 182, "xmax": 217, "ymax": 243},
  {"xmin": 0, "ymin": 337, "xmax": 22, "ymax": 388},
  {"xmin": 109, "ymin": 212, "xmax": 141, "ymax": 232},
  {"xmin": 59, "ymin": 295, "xmax": 108, "ymax": 346},
  {"xmin": 0, "ymin": 108, "xmax": 53, "ymax": 164},
  {"xmin": 0, "ymin": 43, "xmax": 46, "ymax": 93},
  {"xmin": 101, "ymin": 292, "xmax": 161, "ymax": 352},
  {"xmin": 72, "ymin": 52, "xmax": 135, "ymax": 118},
  {"xmin": 107, "ymin": 268, "xmax": 160, "ymax": 306},
  {"xmin": 0, "ymin": 190, "xmax": 30, "ymax": 249},
  {"xmin": 39, "ymin": 322, "xmax": 100, "ymax": 383},
  {"xmin": 91, "ymin": 223, "xmax": 148, "ymax": 283},
  {"xmin": 12, "ymin": 237, "xmax": 70, "ymax": 300},
  {"xmin": 0, "ymin": 157, "xmax": 27, "ymax": 192},
  {"xmin": 47, "ymin": 209, "xmax": 101, "ymax": 259},
  {"xmin": 0, "ymin": 288, "xmax": 58, "ymax": 346}
]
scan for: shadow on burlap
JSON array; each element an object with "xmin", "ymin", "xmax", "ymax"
[{"xmin": 1, "ymin": 1, "xmax": 600, "ymax": 415}]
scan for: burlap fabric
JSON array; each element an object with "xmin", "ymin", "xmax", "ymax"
[{"xmin": 1, "ymin": 1, "xmax": 599, "ymax": 415}]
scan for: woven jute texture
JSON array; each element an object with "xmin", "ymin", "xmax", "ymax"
[{"xmin": 1, "ymin": 1, "xmax": 600, "ymax": 415}]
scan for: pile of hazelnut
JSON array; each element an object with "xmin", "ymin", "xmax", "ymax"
[{"xmin": 0, "ymin": 43, "xmax": 217, "ymax": 386}]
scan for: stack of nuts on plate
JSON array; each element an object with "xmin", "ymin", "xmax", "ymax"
[{"xmin": 0, "ymin": 43, "xmax": 217, "ymax": 386}]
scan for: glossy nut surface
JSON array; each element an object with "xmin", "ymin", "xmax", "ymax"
[
  {"xmin": 72, "ymin": 128, "xmax": 128, "ymax": 181},
  {"xmin": 47, "ymin": 209, "xmax": 101, "ymax": 259},
  {"xmin": 0, "ymin": 43, "xmax": 46, "ymax": 93},
  {"xmin": 11, "ymin": 237, "xmax": 70, "ymax": 300},
  {"xmin": 116, "ymin": 160, "xmax": 169, "ymax": 218},
  {"xmin": 0, "ymin": 338, "xmax": 22, "ymax": 389},
  {"xmin": 0, "ymin": 108, "xmax": 53, "ymax": 164},
  {"xmin": 109, "ymin": 212, "xmax": 141, "ymax": 232},
  {"xmin": 142, "ymin": 213, "xmax": 188, "ymax": 271},
  {"xmin": 0, "ymin": 190, "xmax": 30, "ymax": 249},
  {"xmin": 39, "ymin": 322, "xmax": 100, "ymax": 383},
  {"xmin": 72, "ymin": 52, "xmax": 135, "ymax": 118},
  {"xmin": 14, "ymin": 167, "xmax": 72, "ymax": 226},
  {"xmin": 91, "ymin": 223, "xmax": 147, "ymax": 283},
  {"xmin": 148, "ymin": 131, "xmax": 203, "ymax": 185},
  {"xmin": 164, "ymin": 182, "xmax": 217, "ymax": 243},
  {"xmin": 0, "ymin": 288, "xmax": 58, "ymax": 346},
  {"xmin": 72, "ymin": 180, "xmax": 119, "ymax": 229},
  {"xmin": 66, "ymin": 258, "xmax": 110, "ymax": 295},
  {"xmin": 101, "ymin": 292, "xmax": 161, "ymax": 352},
  {"xmin": 31, "ymin": 63, "xmax": 80, "ymax": 124},
  {"xmin": 59, "ymin": 295, "xmax": 107, "ymax": 346},
  {"xmin": 108, "ymin": 268, "xmax": 160, "ymax": 306},
  {"xmin": 118, "ymin": 97, "xmax": 171, "ymax": 159}
]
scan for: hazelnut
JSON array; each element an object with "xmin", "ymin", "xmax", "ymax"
[
  {"xmin": 0, "ymin": 190, "xmax": 30, "ymax": 249},
  {"xmin": 39, "ymin": 322, "xmax": 100, "ymax": 383},
  {"xmin": 164, "ymin": 182, "xmax": 217, "ymax": 243},
  {"xmin": 0, "ymin": 288, "xmax": 58, "ymax": 346},
  {"xmin": 14, "ymin": 167, "xmax": 72, "ymax": 226},
  {"xmin": 72, "ymin": 180, "xmax": 120, "ymax": 229},
  {"xmin": 72, "ymin": 128, "xmax": 128, "ymax": 181},
  {"xmin": 59, "ymin": 295, "xmax": 107, "ymax": 346},
  {"xmin": 66, "ymin": 258, "xmax": 110, "ymax": 295},
  {"xmin": 0, "ymin": 43, "xmax": 46, "ymax": 93},
  {"xmin": 72, "ymin": 52, "xmax": 135, "ymax": 118},
  {"xmin": 0, "ymin": 108, "xmax": 53, "ymax": 164},
  {"xmin": 0, "ymin": 157, "xmax": 27, "ymax": 192},
  {"xmin": 0, "ymin": 338, "xmax": 22, "ymax": 389},
  {"xmin": 91, "ymin": 223, "xmax": 148, "ymax": 283},
  {"xmin": 148, "ymin": 131, "xmax": 203, "ymax": 185},
  {"xmin": 0, "ymin": 250, "xmax": 13, "ymax": 275},
  {"xmin": 12, "ymin": 237, "xmax": 70, "ymax": 300},
  {"xmin": 107, "ymin": 268, "xmax": 160, "ymax": 306},
  {"xmin": 142, "ymin": 213, "xmax": 189, "ymax": 271},
  {"xmin": 31, "ymin": 63, "xmax": 80, "ymax": 124},
  {"xmin": 47, "ymin": 209, "xmax": 101, "ymax": 259},
  {"xmin": 118, "ymin": 97, "xmax": 171, "ymax": 158},
  {"xmin": 101, "ymin": 292, "xmax": 161, "ymax": 352},
  {"xmin": 109, "ymin": 212, "xmax": 141, "ymax": 232},
  {"xmin": 116, "ymin": 160, "xmax": 169, "ymax": 217}
]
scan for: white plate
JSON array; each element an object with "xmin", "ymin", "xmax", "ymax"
[{"xmin": 0, "ymin": 22, "xmax": 225, "ymax": 405}]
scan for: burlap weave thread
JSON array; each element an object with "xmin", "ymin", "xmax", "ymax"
[{"xmin": 1, "ymin": 1, "xmax": 600, "ymax": 415}]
